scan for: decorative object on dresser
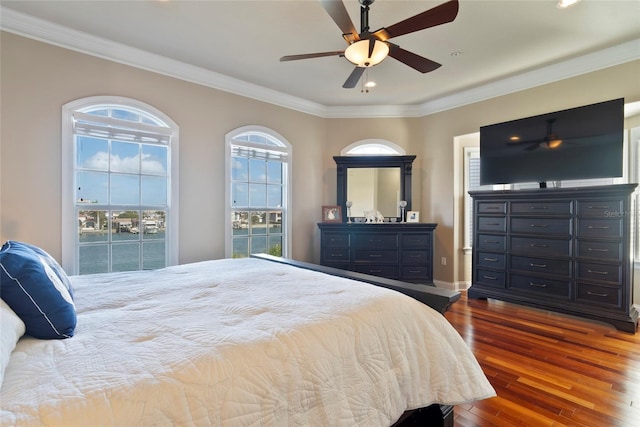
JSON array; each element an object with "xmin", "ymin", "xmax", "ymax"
[
  {"xmin": 468, "ymin": 184, "xmax": 637, "ymax": 333},
  {"xmin": 318, "ymin": 222, "xmax": 437, "ymax": 285},
  {"xmin": 407, "ymin": 211, "xmax": 420, "ymax": 223},
  {"xmin": 322, "ymin": 205, "xmax": 342, "ymax": 222}
]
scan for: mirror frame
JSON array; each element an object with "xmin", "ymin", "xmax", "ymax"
[{"xmin": 334, "ymin": 155, "xmax": 416, "ymax": 222}]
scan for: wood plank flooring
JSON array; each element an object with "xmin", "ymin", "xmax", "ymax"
[{"xmin": 445, "ymin": 292, "xmax": 640, "ymax": 427}]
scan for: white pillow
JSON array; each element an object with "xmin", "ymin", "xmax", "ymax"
[{"xmin": 1, "ymin": 298, "xmax": 26, "ymax": 386}]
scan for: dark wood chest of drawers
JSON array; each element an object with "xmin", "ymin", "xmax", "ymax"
[
  {"xmin": 469, "ymin": 184, "xmax": 638, "ymax": 333},
  {"xmin": 318, "ymin": 222, "xmax": 437, "ymax": 285}
]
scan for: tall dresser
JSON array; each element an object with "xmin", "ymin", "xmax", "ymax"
[
  {"xmin": 318, "ymin": 223, "xmax": 437, "ymax": 285},
  {"xmin": 468, "ymin": 184, "xmax": 637, "ymax": 333}
]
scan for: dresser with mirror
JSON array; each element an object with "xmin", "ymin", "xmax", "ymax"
[{"xmin": 318, "ymin": 155, "xmax": 437, "ymax": 285}]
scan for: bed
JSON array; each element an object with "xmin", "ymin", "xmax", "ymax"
[{"xmin": 1, "ymin": 248, "xmax": 495, "ymax": 426}]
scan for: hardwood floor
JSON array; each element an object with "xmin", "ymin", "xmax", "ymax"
[{"xmin": 445, "ymin": 292, "xmax": 640, "ymax": 427}]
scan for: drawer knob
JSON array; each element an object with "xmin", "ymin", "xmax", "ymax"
[
  {"xmin": 529, "ymin": 282, "xmax": 547, "ymax": 288},
  {"xmin": 588, "ymin": 205, "xmax": 610, "ymax": 209},
  {"xmin": 484, "ymin": 240, "xmax": 500, "ymax": 244},
  {"xmin": 529, "ymin": 243, "xmax": 549, "ymax": 248},
  {"xmin": 588, "ymin": 225, "xmax": 609, "ymax": 230},
  {"xmin": 369, "ymin": 254, "xmax": 382, "ymax": 258},
  {"xmin": 587, "ymin": 290, "xmax": 609, "ymax": 297},
  {"xmin": 530, "ymin": 224, "xmax": 548, "ymax": 228},
  {"xmin": 530, "ymin": 206, "xmax": 549, "ymax": 210},
  {"xmin": 483, "ymin": 257, "xmax": 498, "ymax": 262},
  {"xmin": 587, "ymin": 269, "xmax": 608, "ymax": 275},
  {"xmin": 483, "ymin": 275, "xmax": 497, "ymax": 280},
  {"xmin": 587, "ymin": 247, "xmax": 609, "ymax": 253}
]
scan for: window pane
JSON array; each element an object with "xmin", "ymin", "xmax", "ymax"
[
  {"xmin": 77, "ymin": 171, "xmax": 108, "ymax": 204},
  {"xmin": 268, "ymin": 211, "xmax": 282, "ymax": 233},
  {"xmin": 141, "ymin": 144, "xmax": 167, "ymax": 175},
  {"xmin": 143, "ymin": 241, "xmax": 165, "ymax": 270},
  {"xmin": 141, "ymin": 176, "xmax": 167, "ymax": 206},
  {"xmin": 110, "ymin": 174, "xmax": 140, "ymax": 205},
  {"xmin": 78, "ymin": 210, "xmax": 108, "ymax": 242},
  {"xmin": 232, "ymin": 157, "xmax": 248, "ymax": 181},
  {"xmin": 112, "ymin": 243, "xmax": 140, "ymax": 272},
  {"xmin": 112, "ymin": 210, "xmax": 140, "ymax": 241},
  {"xmin": 251, "ymin": 236, "xmax": 267, "ymax": 254},
  {"xmin": 250, "ymin": 212, "xmax": 267, "ymax": 235},
  {"xmin": 232, "ymin": 237, "xmax": 248, "ymax": 258},
  {"xmin": 111, "ymin": 141, "xmax": 140, "ymax": 173},
  {"xmin": 267, "ymin": 184, "xmax": 282, "ymax": 208},
  {"xmin": 232, "ymin": 211, "xmax": 249, "ymax": 235},
  {"xmin": 268, "ymin": 235, "xmax": 282, "ymax": 256},
  {"xmin": 249, "ymin": 183, "xmax": 266, "ymax": 207},
  {"xmin": 142, "ymin": 210, "xmax": 165, "ymax": 240},
  {"xmin": 249, "ymin": 158, "xmax": 266, "ymax": 183},
  {"xmin": 267, "ymin": 162, "xmax": 282, "ymax": 184},
  {"xmin": 77, "ymin": 136, "xmax": 108, "ymax": 170},
  {"xmin": 232, "ymin": 183, "xmax": 249, "ymax": 207},
  {"xmin": 79, "ymin": 244, "xmax": 108, "ymax": 274},
  {"xmin": 111, "ymin": 109, "xmax": 140, "ymax": 122}
]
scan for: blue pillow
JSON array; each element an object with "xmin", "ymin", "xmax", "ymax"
[{"xmin": 0, "ymin": 241, "xmax": 76, "ymax": 339}]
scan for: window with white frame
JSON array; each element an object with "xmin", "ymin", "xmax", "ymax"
[
  {"xmin": 62, "ymin": 97, "xmax": 179, "ymax": 275},
  {"xmin": 341, "ymin": 139, "xmax": 405, "ymax": 155},
  {"xmin": 226, "ymin": 127, "xmax": 291, "ymax": 259}
]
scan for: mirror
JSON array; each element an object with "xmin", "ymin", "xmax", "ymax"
[{"xmin": 335, "ymin": 155, "xmax": 415, "ymax": 222}]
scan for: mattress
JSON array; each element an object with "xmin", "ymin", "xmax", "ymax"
[{"xmin": 0, "ymin": 257, "xmax": 494, "ymax": 426}]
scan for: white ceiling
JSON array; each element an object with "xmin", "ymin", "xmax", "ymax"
[{"xmin": 1, "ymin": 0, "xmax": 639, "ymax": 117}]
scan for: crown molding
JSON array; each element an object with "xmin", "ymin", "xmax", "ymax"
[{"xmin": 2, "ymin": 6, "xmax": 638, "ymax": 119}]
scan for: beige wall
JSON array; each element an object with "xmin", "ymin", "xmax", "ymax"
[
  {"xmin": 0, "ymin": 32, "xmax": 325, "ymax": 264},
  {"xmin": 2, "ymin": 31, "xmax": 639, "ymax": 292}
]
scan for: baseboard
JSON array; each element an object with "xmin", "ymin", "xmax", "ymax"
[{"xmin": 433, "ymin": 279, "xmax": 467, "ymax": 291}]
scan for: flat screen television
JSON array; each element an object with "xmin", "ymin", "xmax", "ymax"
[{"xmin": 480, "ymin": 98, "xmax": 624, "ymax": 187}]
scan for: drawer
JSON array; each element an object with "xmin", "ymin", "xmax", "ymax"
[
  {"xmin": 475, "ymin": 268, "xmax": 506, "ymax": 288},
  {"xmin": 510, "ymin": 217, "xmax": 572, "ymax": 236},
  {"xmin": 322, "ymin": 247, "xmax": 349, "ymax": 262},
  {"xmin": 402, "ymin": 233, "xmax": 430, "ymax": 248},
  {"xmin": 477, "ymin": 201, "xmax": 506, "ymax": 214},
  {"xmin": 576, "ymin": 261, "xmax": 622, "ymax": 285},
  {"xmin": 353, "ymin": 249, "xmax": 398, "ymax": 263},
  {"xmin": 402, "ymin": 250, "xmax": 430, "ymax": 265},
  {"xmin": 353, "ymin": 264, "xmax": 398, "ymax": 279},
  {"xmin": 510, "ymin": 255, "xmax": 571, "ymax": 276},
  {"xmin": 352, "ymin": 233, "xmax": 398, "ymax": 249},
  {"xmin": 576, "ymin": 239, "xmax": 622, "ymax": 262},
  {"xmin": 511, "ymin": 201, "xmax": 572, "ymax": 216},
  {"xmin": 322, "ymin": 233, "xmax": 349, "ymax": 247},
  {"xmin": 476, "ymin": 234, "xmax": 506, "ymax": 252},
  {"xmin": 401, "ymin": 266, "xmax": 430, "ymax": 280},
  {"xmin": 511, "ymin": 236, "xmax": 571, "ymax": 257},
  {"xmin": 577, "ymin": 199, "xmax": 624, "ymax": 217},
  {"xmin": 577, "ymin": 218, "xmax": 623, "ymax": 238},
  {"xmin": 476, "ymin": 252, "xmax": 506, "ymax": 270},
  {"xmin": 509, "ymin": 274, "xmax": 570, "ymax": 298},
  {"xmin": 477, "ymin": 216, "xmax": 506, "ymax": 233},
  {"xmin": 576, "ymin": 283, "xmax": 622, "ymax": 308}
]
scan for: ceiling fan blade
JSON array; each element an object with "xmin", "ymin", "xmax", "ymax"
[
  {"xmin": 280, "ymin": 51, "xmax": 344, "ymax": 62},
  {"xmin": 320, "ymin": 0, "xmax": 360, "ymax": 44},
  {"xmin": 388, "ymin": 45, "xmax": 441, "ymax": 73},
  {"xmin": 373, "ymin": 0, "xmax": 459, "ymax": 41},
  {"xmin": 343, "ymin": 67, "xmax": 365, "ymax": 88}
]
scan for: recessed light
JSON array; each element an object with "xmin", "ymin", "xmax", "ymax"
[
  {"xmin": 451, "ymin": 51, "xmax": 462, "ymax": 57},
  {"xmin": 556, "ymin": 0, "xmax": 581, "ymax": 9}
]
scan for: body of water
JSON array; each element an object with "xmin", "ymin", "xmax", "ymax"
[{"xmin": 79, "ymin": 231, "xmax": 166, "ymax": 274}]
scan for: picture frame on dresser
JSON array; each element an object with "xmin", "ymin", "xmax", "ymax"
[
  {"xmin": 322, "ymin": 205, "xmax": 342, "ymax": 223},
  {"xmin": 407, "ymin": 211, "xmax": 420, "ymax": 223}
]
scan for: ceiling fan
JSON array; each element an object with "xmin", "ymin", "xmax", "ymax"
[
  {"xmin": 280, "ymin": 0, "xmax": 460, "ymax": 88},
  {"xmin": 508, "ymin": 119, "xmax": 564, "ymax": 151}
]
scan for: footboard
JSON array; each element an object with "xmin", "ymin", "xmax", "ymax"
[{"xmin": 251, "ymin": 254, "xmax": 460, "ymax": 315}]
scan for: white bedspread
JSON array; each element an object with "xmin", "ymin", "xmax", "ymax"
[{"xmin": 1, "ymin": 258, "xmax": 494, "ymax": 426}]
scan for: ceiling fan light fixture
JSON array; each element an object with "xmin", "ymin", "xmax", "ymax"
[
  {"xmin": 345, "ymin": 39, "xmax": 389, "ymax": 67},
  {"xmin": 556, "ymin": 0, "xmax": 581, "ymax": 9},
  {"xmin": 547, "ymin": 138, "xmax": 563, "ymax": 149}
]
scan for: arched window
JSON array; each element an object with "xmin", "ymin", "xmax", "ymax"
[
  {"xmin": 341, "ymin": 139, "xmax": 405, "ymax": 155},
  {"xmin": 225, "ymin": 126, "xmax": 291, "ymax": 258},
  {"xmin": 62, "ymin": 96, "xmax": 179, "ymax": 275}
]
